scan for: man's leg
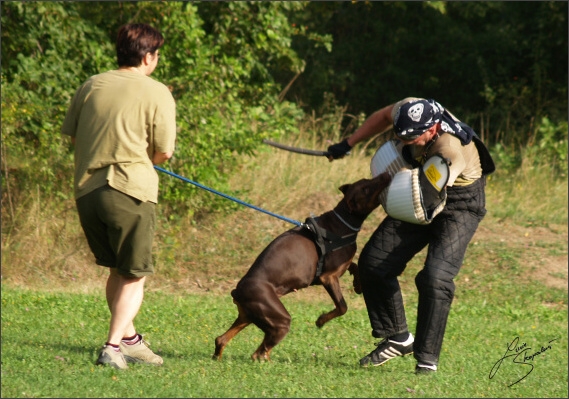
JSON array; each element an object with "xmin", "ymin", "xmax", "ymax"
[
  {"xmin": 106, "ymin": 268, "xmax": 163, "ymax": 365},
  {"xmin": 358, "ymin": 217, "xmax": 430, "ymax": 367},
  {"xmin": 359, "ymin": 216, "xmax": 430, "ymax": 338},
  {"xmin": 413, "ymin": 217, "xmax": 479, "ymax": 369},
  {"xmin": 105, "ymin": 268, "xmax": 145, "ymax": 345},
  {"xmin": 413, "ymin": 179, "xmax": 487, "ymax": 371}
]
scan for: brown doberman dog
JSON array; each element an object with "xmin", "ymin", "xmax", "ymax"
[{"xmin": 212, "ymin": 172, "xmax": 391, "ymax": 361}]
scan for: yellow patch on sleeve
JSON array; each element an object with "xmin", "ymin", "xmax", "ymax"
[{"xmin": 425, "ymin": 164, "xmax": 442, "ymax": 190}]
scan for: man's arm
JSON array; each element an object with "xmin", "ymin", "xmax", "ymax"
[
  {"xmin": 152, "ymin": 151, "xmax": 173, "ymax": 165},
  {"xmin": 346, "ymin": 104, "xmax": 395, "ymax": 147}
]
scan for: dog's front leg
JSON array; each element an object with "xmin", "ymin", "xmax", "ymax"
[
  {"xmin": 348, "ymin": 262, "xmax": 362, "ymax": 294},
  {"xmin": 315, "ymin": 275, "xmax": 347, "ymax": 328}
]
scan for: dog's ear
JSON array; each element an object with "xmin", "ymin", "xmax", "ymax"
[{"xmin": 339, "ymin": 183, "xmax": 351, "ymax": 194}]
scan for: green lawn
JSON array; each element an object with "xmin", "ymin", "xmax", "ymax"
[{"xmin": 1, "ymin": 282, "xmax": 566, "ymax": 398}]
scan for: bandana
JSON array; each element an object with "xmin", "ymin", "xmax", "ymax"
[{"xmin": 393, "ymin": 99, "xmax": 475, "ymax": 145}]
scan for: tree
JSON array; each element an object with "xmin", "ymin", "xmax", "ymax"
[
  {"xmin": 284, "ymin": 1, "xmax": 567, "ymax": 147},
  {"xmin": 1, "ymin": 1, "xmax": 329, "ymax": 218}
]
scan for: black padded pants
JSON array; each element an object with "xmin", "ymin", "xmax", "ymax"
[{"xmin": 358, "ymin": 177, "xmax": 487, "ymax": 366}]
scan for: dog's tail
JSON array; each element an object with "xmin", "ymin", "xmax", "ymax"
[{"xmin": 348, "ymin": 262, "xmax": 362, "ymax": 295}]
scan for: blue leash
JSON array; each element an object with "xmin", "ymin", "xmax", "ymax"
[{"xmin": 154, "ymin": 166, "xmax": 303, "ymax": 227}]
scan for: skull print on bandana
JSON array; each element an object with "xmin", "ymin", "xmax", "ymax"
[
  {"xmin": 393, "ymin": 99, "xmax": 475, "ymax": 144},
  {"xmin": 408, "ymin": 103, "xmax": 425, "ymax": 122}
]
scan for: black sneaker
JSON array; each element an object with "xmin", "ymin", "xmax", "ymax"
[
  {"xmin": 359, "ymin": 333, "xmax": 414, "ymax": 367},
  {"xmin": 415, "ymin": 363, "xmax": 437, "ymax": 374}
]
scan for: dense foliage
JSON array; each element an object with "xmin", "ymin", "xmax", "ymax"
[
  {"xmin": 289, "ymin": 2, "xmax": 568, "ymax": 130},
  {"xmin": 1, "ymin": 1, "xmax": 567, "ymax": 221}
]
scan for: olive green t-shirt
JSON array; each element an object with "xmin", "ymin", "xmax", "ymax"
[
  {"xmin": 392, "ymin": 97, "xmax": 482, "ymax": 187},
  {"xmin": 61, "ymin": 70, "xmax": 176, "ymax": 203},
  {"xmin": 418, "ymin": 133, "xmax": 482, "ymax": 186}
]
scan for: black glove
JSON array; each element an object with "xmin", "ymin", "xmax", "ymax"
[{"xmin": 326, "ymin": 139, "xmax": 352, "ymax": 160}]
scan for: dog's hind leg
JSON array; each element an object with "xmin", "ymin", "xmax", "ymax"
[
  {"xmin": 315, "ymin": 275, "xmax": 348, "ymax": 328},
  {"xmin": 248, "ymin": 289, "xmax": 292, "ymax": 362},
  {"xmin": 251, "ymin": 314, "xmax": 291, "ymax": 362},
  {"xmin": 212, "ymin": 304, "xmax": 251, "ymax": 361}
]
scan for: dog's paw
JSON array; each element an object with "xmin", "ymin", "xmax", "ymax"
[{"xmin": 348, "ymin": 262, "xmax": 362, "ymax": 294}]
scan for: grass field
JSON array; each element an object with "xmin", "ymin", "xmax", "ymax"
[
  {"xmin": 1, "ymin": 135, "xmax": 567, "ymax": 398},
  {"xmin": 1, "ymin": 279, "xmax": 567, "ymax": 398}
]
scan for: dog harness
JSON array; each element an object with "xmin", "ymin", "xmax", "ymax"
[{"xmin": 303, "ymin": 216, "xmax": 358, "ymax": 278}]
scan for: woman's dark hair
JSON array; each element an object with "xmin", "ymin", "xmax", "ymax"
[{"xmin": 116, "ymin": 23, "xmax": 164, "ymax": 67}]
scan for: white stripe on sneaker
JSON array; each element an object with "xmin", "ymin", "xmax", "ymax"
[
  {"xmin": 381, "ymin": 348, "xmax": 403, "ymax": 358},
  {"xmin": 417, "ymin": 363, "xmax": 437, "ymax": 371}
]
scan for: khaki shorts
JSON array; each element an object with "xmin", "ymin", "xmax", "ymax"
[{"xmin": 76, "ymin": 185, "xmax": 156, "ymax": 278}]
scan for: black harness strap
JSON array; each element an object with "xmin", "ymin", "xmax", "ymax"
[{"xmin": 304, "ymin": 217, "xmax": 358, "ymax": 277}]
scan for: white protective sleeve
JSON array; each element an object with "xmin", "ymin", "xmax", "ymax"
[{"xmin": 371, "ymin": 140, "xmax": 450, "ymax": 224}]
